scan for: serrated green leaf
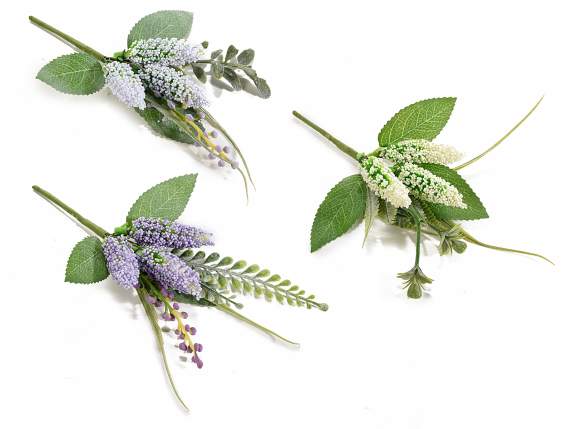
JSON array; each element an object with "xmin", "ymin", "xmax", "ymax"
[
  {"xmin": 127, "ymin": 10, "xmax": 193, "ymax": 46},
  {"xmin": 378, "ymin": 97, "xmax": 456, "ymax": 147},
  {"xmin": 362, "ymin": 188, "xmax": 379, "ymax": 246},
  {"xmin": 378, "ymin": 200, "xmax": 398, "ymax": 225},
  {"xmin": 223, "ymin": 68, "xmax": 242, "ymax": 91},
  {"xmin": 212, "ymin": 61, "xmax": 224, "ymax": 79},
  {"xmin": 65, "ymin": 237, "xmax": 108, "ymax": 284},
  {"xmin": 211, "ymin": 49, "xmax": 223, "ymax": 59},
  {"xmin": 311, "ymin": 175, "xmax": 367, "ymax": 252},
  {"xmin": 37, "ymin": 53, "xmax": 104, "ymax": 95},
  {"xmin": 419, "ymin": 163, "xmax": 488, "ymax": 220},
  {"xmin": 127, "ymin": 174, "xmax": 197, "ymax": 221},
  {"xmin": 137, "ymin": 108, "xmax": 196, "ymax": 144},
  {"xmin": 237, "ymin": 49, "xmax": 255, "ymax": 65}
]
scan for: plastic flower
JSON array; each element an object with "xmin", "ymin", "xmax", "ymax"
[
  {"xmin": 138, "ymin": 64, "xmax": 209, "ymax": 108},
  {"xmin": 379, "ymin": 139, "xmax": 462, "ymax": 165},
  {"xmin": 130, "ymin": 217, "xmax": 213, "ymax": 249},
  {"xmin": 103, "ymin": 61, "xmax": 146, "ymax": 109},
  {"xmin": 127, "ymin": 38, "xmax": 202, "ymax": 67},
  {"xmin": 359, "ymin": 155, "xmax": 411, "ymax": 208},
  {"xmin": 138, "ymin": 247, "xmax": 202, "ymax": 297},
  {"xmin": 102, "ymin": 236, "xmax": 140, "ymax": 288},
  {"xmin": 397, "ymin": 162, "xmax": 466, "ymax": 208}
]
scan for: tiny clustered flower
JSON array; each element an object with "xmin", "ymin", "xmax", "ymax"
[
  {"xmin": 102, "ymin": 216, "xmax": 212, "ymax": 368},
  {"xmin": 103, "ymin": 38, "xmax": 208, "ymax": 110},
  {"xmin": 359, "ymin": 138, "xmax": 466, "ymax": 210}
]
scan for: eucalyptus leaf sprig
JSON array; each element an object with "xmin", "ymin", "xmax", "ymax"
[
  {"xmin": 30, "ymin": 10, "xmax": 272, "ymax": 197},
  {"xmin": 293, "ymin": 97, "xmax": 553, "ymax": 299},
  {"xmin": 33, "ymin": 174, "xmax": 327, "ymax": 411}
]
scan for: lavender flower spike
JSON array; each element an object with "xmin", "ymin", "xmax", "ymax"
[
  {"xmin": 138, "ymin": 64, "xmax": 209, "ymax": 108},
  {"xmin": 138, "ymin": 247, "xmax": 202, "ymax": 297},
  {"xmin": 127, "ymin": 38, "xmax": 202, "ymax": 67},
  {"xmin": 130, "ymin": 217, "xmax": 213, "ymax": 249},
  {"xmin": 103, "ymin": 61, "xmax": 146, "ymax": 109},
  {"xmin": 102, "ymin": 236, "xmax": 140, "ymax": 288}
]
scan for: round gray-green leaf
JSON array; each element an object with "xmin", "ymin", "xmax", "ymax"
[
  {"xmin": 127, "ymin": 10, "xmax": 193, "ymax": 46},
  {"xmin": 311, "ymin": 175, "xmax": 367, "ymax": 252},
  {"xmin": 65, "ymin": 237, "xmax": 109, "ymax": 284},
  {"xmin": 37, "ymin": 53, "xmax": 104, "ymax": 95}
]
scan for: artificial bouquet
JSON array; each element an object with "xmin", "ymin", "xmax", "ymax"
[
  {"xmin": 294, "ymin": 97, "xmax": 552, "ymax": 298},
  {"xmin": 33, "ymin": 174, "xmax": 327, "ymax": 409},
  {"xmin": 30, "ymin": 10, "xmax": 271, "ymax": 194}
]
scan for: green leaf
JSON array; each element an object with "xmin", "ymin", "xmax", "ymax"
[
  {"xmin": 419, "ymin": 163, "xmax": 488, "ymax": 220},
  {"xmin": 65, "ymin": 237, "xmax": 108, "ymax": 284},
  {"xmin": 127, "ymin": 10, "xmax": 193, "ymax": 46},
  {"xmin": 311, "ymin": 175, "xmax": 367, "ymax": 252},
  {"xmin": 211, "ymin": 61, "xmax": 224, "ymax": 79},
  {"xmin": 224, "ymin": 45, "xmax": 238, "ymax": 63},
  {"xmin": 191, "ymin": 65, "xmax": 207, "ymax": 83},
  {"xmin": 127, "ymin": 174, "xmax": 197, "ymax": 221},
  {"xmin": 237, "ymin": 49, "xmax": 255, "ymax": 65},
  {"xmin": 378, "ymin": 97, "xmax": 456, "ymax": 147},
  {"xmin": 362, "ymin": 189, "xmax": 379, "ymax": 247},
  {"xmin": 223, "ymin": 68, "xmax": 242, "ymax": 90},
  {"xmin": 137, "ymin": 107, "xmax": 196, "ymax": 144},
  {"xmin": 36, "ymin": 53, "xmax": 104, "ymax": 95},
  {"xmin": 254, "ymin": 78, "xmax": 271, "ymax": 99}
]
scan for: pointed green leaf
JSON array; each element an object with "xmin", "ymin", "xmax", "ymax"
[
  {"xmin": 224, "ymin": 45, "xmax": 238, "ymax": 63},
  {"xmin": 378, "ymin": 97, "xmax": 456, "ymax": 147},
  {"xmin": 37, "ymin": 53, "xmax": 104, "ymax": 95},
  {"xmin": 127, "ymin": 174, "xmax": 197, "ymax": 221},
  {"xmin": 65, "ymin": 237, "xmax": 108, "ymax": 284},
  {"xmin": 127, "ymin": 10, "xmax": 193, "ymax": 46},
  {"xmin": 311, "ymin": 175, "xmax": 367, "ymax": 252},
  {"xmin": 362, "ymin": 188, "xmax": 379, "ymax": 246},
  {"xmin": 419, "ymin": 163, "xmax": 488, "ymax": 220}
]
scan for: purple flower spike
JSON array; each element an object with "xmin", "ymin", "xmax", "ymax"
[
  {"xmin": 130, "ymin": 217, "xmax": 213, "ymax": 249},
  {"xmin": 138, "ymin": 247, "xmax": 202, "ymax": 297},
  {"xmin": 102, "ymin": 236, "xmax": 140, "ymax": 288}
]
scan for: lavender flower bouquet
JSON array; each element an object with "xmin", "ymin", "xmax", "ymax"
[
  {"xmin": 33, "ymin": 174, "xmax": 327, "ymax": 410},
  {"xmin": 293, "ymin": 97, "xmax": 552, "ymax": 299},
  {"xmin": 30, "ymin": 11, "xmax": 271, "ymax": 196}
]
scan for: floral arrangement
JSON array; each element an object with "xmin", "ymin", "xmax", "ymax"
[
  {"xmin": 293, "ymin": 97, "xmax": 552, "ymax": 298},
  {"xmin": 33, "ymin": 174, "xmax": 327, "ymax": 410},
  {"xmin": 30, "ymin": 11, "xmax": 271, "ymax": 195}
]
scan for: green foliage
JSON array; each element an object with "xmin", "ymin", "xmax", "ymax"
[
  {"xmin": 419, "ymin": 163, "xmax": 488, "ymax": 220},
  {"xmin": 398, "ymin": 266, "xmax": 433, "ymax": 299},
  {"xmin": 127, "ymin": 174, "xmax": 197, "ymax": 222},
  {"xmin": 362, "ymin": 188, "xmax": 379, "ymax": 246},
  {"xmin": 65, "ymin": 237, "xmax": 109, "ymax": 284},
  {"xmin": 378, "ymin": 97, "xmax": 456, "ymax": 147},
  {"xmin": 137, "ymin": 107, "xmax": 196, "ymax": 145},
  {"xmin": 194, "ymin": 46, "xmax": 270, "ymax": 98},
  {"xmin": 378, "ymin": 200, "xmax": 398, "ymax": 225},
  {"xmin": 180, "ymin": 250, "xmax": 328, "ymax": 311},
  {"xmin": 127, "ymin": 10, "xmax": 193, "ymax": 46},
  {"xmin": 173, "ymin": 291, "xmax": 216, "ymax": 307},
  {"xmin": 311, "ymin": 175, "xmax": 367, "ymax": 252},
  {"xmin": 36, "ymin": 53, "xmax": 104, "ymax": 95}
]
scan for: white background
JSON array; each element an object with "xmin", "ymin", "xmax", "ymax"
[{"xmin": 2, "ymin": 1, "xmax": 572, "ymax": 428}]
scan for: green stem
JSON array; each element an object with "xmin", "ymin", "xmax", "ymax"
[
  {"xmin": 458, "ymin": 226, "xmax": 554, "ymax": 265},
  {"xmin": 136, "ymin": 286, "xmax": 190, "ymax": 412},
  {"xmin": 29, "ymin": 16, "xmax": 108, "ymax": 62},
  {"xmin": 292, "ymin": 111, "xmax": 359, "ymax": 160},
  {"xmin": 407, "ymin": 207, "xmax": 423, "ymax": 266},
  {"xmin": 32, "ymin": 185, "xmax": 108, "ymax": 239},
  {"xmin": 215, "ymin": 304, "xmax": 299, "ymax": 346},
  {"xmin": 454, "ymin": 96, "xmax": 543, "ymax": 170}
]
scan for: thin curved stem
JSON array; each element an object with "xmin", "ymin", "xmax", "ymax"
[
  {"xmin": 216, "ymin": 304, "xmax": 299, "ymax": 346},
  {"xmin": 29, "ymin": 16, "xmax": 108, "ymax": 62},
  {"xmin": 454, "ymin": 96, "xmax": 543, "ymax": 170},
  {"xmin": 32, "ymin": 185, "xmax": 108, "ymax": 239},
  {"xmin": 458, "ymin": 227, "xmax": 554, "ymax": 265},
  {"xmin": 137, "ymin": 287, "xmax": 190, "ymax": 412},
  {"xmin": 292, "ymin": 111, "xmax": 359, "ymax": 160},
  {"xmin": 406, "ymin": 207, "xmax": 423, "ymax": 266}
]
